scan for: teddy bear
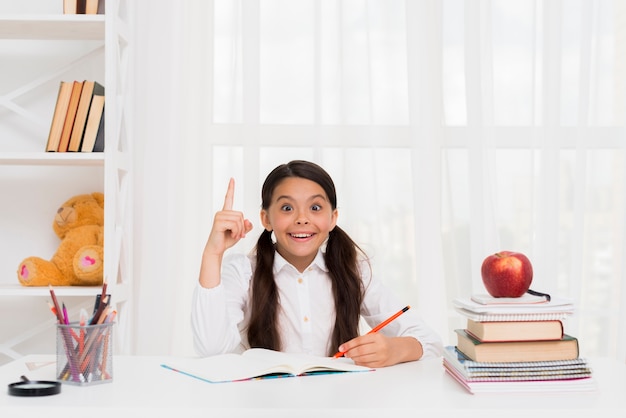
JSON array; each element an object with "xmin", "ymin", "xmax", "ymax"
[{"xmin": 17, "ymin": 192, "xmax": 105, "ymax": 287}]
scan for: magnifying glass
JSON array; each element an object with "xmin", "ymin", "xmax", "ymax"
[{"xmin": 8, "ymin": 375, "xmax": 61, "ymax": 397}]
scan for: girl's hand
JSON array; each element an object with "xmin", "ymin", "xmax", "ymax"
[
  {"xmin": 204, "ymin": 178, "xmax": 254, "ymax": 257},
  {"xmin": 199, "ymin": 178, "xmax": 253, "ymax": 289},
  {"xmin": 337, "ymin": 334, "xmax": 423, "ymax": 368}
]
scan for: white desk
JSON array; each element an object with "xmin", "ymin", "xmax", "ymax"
[{"xmin": 1, "ymin": 355, "xmax": 625, "ymax": 417}]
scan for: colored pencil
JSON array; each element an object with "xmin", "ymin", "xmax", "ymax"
[{"xmin": 332, "ymin": 306, "xmax": 411, "ymax": 358}]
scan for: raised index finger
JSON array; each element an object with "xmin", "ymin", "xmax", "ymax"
[{"xmin": 222, "ymin": 177, "xmax": 235, "ymax": 210}]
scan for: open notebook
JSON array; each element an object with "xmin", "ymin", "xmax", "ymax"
[{"xmin": 161, "ymin": 348, "xmax": 373, "ymax": 383}]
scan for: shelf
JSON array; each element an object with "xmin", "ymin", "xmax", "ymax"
[
  {"xmin": 0, "ymin": 152, "xmax": 104, "ymax": 166},
  {"xmin": 0, "ymin": 15, "xmax": 105, "ymax": 40},
  {"xmin": 0, "ymin": 283, "xmax": 130, "ymax": 300},
  {"xmin": 0, "ymin": 1, "xmax": 133, "ymax": 362}
]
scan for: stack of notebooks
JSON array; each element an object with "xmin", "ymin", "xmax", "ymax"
[{"xmin": 444, "ymin": 293, "xmax": 596, "ymax": 394}]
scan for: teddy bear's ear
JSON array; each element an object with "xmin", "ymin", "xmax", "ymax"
[{"xmin": 92, "ymin": 192, "xmax": 105, "ymax": 208}]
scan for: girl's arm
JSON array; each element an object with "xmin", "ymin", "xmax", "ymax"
[
  {"xmin": 192, "ymin": 253, "xmax": 252, "ymax": 356},
  {"xmin": 337, "ymin": 334, "xmax": 423, "ymax": 368},
  {"xmin": 199, "ymin": 178, "xmax": 253, "ymax": 289}
]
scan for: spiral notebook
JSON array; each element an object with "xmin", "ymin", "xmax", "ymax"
[
  {"xmin": 443, "ymin": 346, "xmax": 596, "ymax": 393},
  {"xmin": 453, "ymin": 295, "xmax": 575, "ymax": 322}
]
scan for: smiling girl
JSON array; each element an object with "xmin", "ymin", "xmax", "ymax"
[{"xmin": 191, "ymin": 160, "xmax": 442, "ymax": 367}]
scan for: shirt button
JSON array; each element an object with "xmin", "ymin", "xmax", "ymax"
[
  {"xmin": 303, "ymin": 316, "xmax": 309, "ymax": 322},
  {"xmin": 297, "ymin": 278, "xmax": 303, "ymax": 284}
]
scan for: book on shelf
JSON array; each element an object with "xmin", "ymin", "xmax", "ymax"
[
  {"xmin": 80, "ymin": 94, "xmax": 105, "ymax": 152},
  {"xmin": 442, "ymin": 346, "xmax": 595, "ymax": 394},
  {"xmin": 453, "ymin": 294, "xmax": 575, "ymax": 322},
  {"xmin": 160, "ymin": 348, "xmax": 373, "ymax": 383},
  {"xmin": 64, "ymin": 0, "xmax": 78, "ymax": 14},
  {"xmin": 68, "ymin": 81, "xmax": 105, "ymax": 152},
  {"xmin": 57, "ymin": 81, "xmax": 84, "ymax": 152},
  {"xmin": 455, "ymin": 329, "xmax": 579, "ymax": 363},
  {"xmin": 465, "ymin": 318, "xmax": 564, "ymax": 342},
  {"xmin": 64, "ymin": 0, "xmax": 104, "ymax": 14},
  {"xmin": 86, "ymin": 0, "xmax": 100, "ymax": 14},
  {"xmin": 91, "ymin": 106, "xmax": 105, "ymax": 152},
  {"xmin": 45, "ymin": 81, "xmax": 74, "ymax": 152}
]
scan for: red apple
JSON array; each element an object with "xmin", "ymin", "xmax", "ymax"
[{"xmin": 481, "ymin": 251, "xmax": 533, "ymax": 297}]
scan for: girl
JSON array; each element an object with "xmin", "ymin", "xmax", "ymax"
[{"xmin": 192, "ymin": 160, "xmax": 442, "ymax": 367}]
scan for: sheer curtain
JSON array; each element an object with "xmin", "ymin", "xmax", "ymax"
[{"xmin": 132, "ymin": 0, "xmax": 626, "ymax": 361}]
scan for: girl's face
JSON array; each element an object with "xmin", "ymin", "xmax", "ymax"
[{"xmin": 261, "ymin": 177, "xmax": 338, "ymax": 272}]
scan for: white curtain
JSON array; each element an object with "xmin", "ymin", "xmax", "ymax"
[{"xmin": 132, "ymin": 0, "xmax": 626, "ymax": 361}]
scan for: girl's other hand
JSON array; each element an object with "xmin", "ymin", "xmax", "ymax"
[{"xmin": 337, "ymin": 333, "xmax": 422, "ymax": 368}]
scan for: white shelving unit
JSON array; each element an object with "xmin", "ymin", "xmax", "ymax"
[{"xmin": 0, "ymin": 1, "xmax": 133, "ymax": 364}]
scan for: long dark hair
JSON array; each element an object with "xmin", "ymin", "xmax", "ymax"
[{"xmin": 246, "ymin": 160, "xmax": 366, "ymax": 355}]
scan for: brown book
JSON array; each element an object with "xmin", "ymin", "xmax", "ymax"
[
  {"xmin": 68, "ymin": 81, "xmax": 105, "ymax": 152},
  {"xmin": 455, "ymin": 329, "xmax": 579, "ymax": 363},
  {"xmin": 57, "ymin": 81, "xmax": 84, "ymax": 152},
  {"xmin": 81, "ymin": 94, "xmax": 105, "ymax": 152},
  {"xmin": 465, "ymin": 319, "xmax": 564, "ymax": 342},
  {"xmin": 45, "ymin": 81, "xmax": 73, "ymax": 152}
]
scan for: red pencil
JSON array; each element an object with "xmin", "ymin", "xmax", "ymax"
[
  {"xmin": 332, "ymin": 305, "xmax": 411, "ymax": 358},
  {"xmin": 48, "ymin": 285, "xmax": 64, "ymax": 324}
]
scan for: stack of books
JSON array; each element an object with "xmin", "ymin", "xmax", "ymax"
[
  {"xmin": 45, "ymin": 80, "xmax": 105, "ymax": 153},
  {"xmin": 443, "ymin": 293, "xmax": 596, "ymax": 394}
]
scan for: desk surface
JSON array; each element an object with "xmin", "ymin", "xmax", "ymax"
[{"xmin": 1, "ymin": 355, "xmax": 625, "ymax": 417}]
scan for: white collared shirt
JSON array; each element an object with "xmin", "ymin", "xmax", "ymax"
[{"xmin": 191, "ymin": 250, "xmax": 443, "ymax": 359}]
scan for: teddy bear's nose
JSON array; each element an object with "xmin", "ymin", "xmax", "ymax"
[{"xmin": 57, "ymin": 207, "xmax": 63, "ymax": 214}]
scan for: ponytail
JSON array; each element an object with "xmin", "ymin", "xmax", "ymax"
[
  {"xmin": 247, "ymin": 229, "xmax": 281, "ymax": 350},
  {"xmin": 325, "ymin": 226, "xmax": 365, "ymax": 356}
]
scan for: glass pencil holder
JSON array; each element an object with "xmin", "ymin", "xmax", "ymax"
[{"xmin": 56, "ymin": 321, "xmax": 114, "ymax": 386}]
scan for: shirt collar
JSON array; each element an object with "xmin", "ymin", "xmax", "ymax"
[{"xmin": 273, "ymin": 249, "xmax": 329, "ymax": 274}]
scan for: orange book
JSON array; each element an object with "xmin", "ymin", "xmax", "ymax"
[
  {"xmin": 465, "ymin": 319, "xmax": 564, "ymax": 342},
  {"xmin": 57, "ymin": 81, "xmax": 84, "ymax": 152},
  {"xmin": 85, "ymin": 0, "xmax": 99, "ymax": 14},
  {"xmin": 45, "ymin": 81, "xmax": 73, "ymax": 152}
]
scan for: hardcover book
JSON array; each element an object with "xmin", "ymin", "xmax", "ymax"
[
  {"xmin": 465, "ymin": 318, "xmax": 564, "ymax": 342},
  {"xmin": 68, "ymin": 81, "xmax": 105, "ymax": 152},
  {"xmin": 455, "ymin": 329, "xmax": 579, "ymax": 363},
  {"xmin": 80, "ymin": 94, "xmax": 105, "ymax": 152},
  {"xmin": 57, "ymin": 81, "xmax": 84, "ymax": 152},
  {"xmin": 46, "ymin": 81, "xmax": 73, "ymax": 152}
]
